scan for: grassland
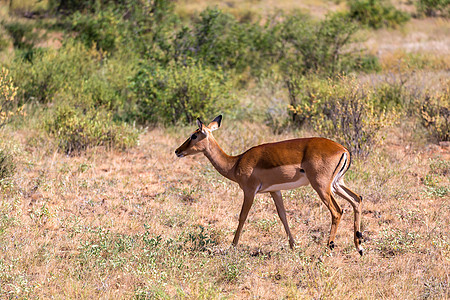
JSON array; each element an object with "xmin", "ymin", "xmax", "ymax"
[
  {"xmin": 1, "ymin": 0, "xmax": 449, "ymax": 299},
  {"xmin": 1, "ymin": 118, "xmax": 449, "ymax": 298}
]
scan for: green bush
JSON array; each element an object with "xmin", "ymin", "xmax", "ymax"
[
  {"xmin": 12, "ymin": 41, "xmax": 97, "ymax": 104},
  {"xmin": 416, "ymin": 0, "xmax": 450, "ymax": 17},
  {"xmin": 58, "ymin": 0, "xmax": 179, "ymax": 61},
  {"xmin": 348, "ymin": 0, "xmax": 410, "ymax": 29},
  {"xmin": 374, "ymin": 82, "xmax": 409, "ymax": 110},
  {"xmin": 280, "ymin": 12, "xmax": 371, "ymax": 76},
  {"xmin": 174, "ymin": 8, "xmax": 257, "ymax": 72},
  {"xmin": 70, "ymin": 10, "xmax": 123, "ymax": 53},
  {"xmin": 371, "ymin": 72, "xmax": 423, "ymax": 115},
  {"xmin": 44, "ymin": 105, "xmax": 139, "ymax": 154},
  {"xmin": 174, "ymin": 9, "xmax": 377, "ymax": 77},
  {"xmin": 11, "ymin": 40, "xmax": 128, "ymax": 113},
  {"xmin": 286, "ymin": 76, "xmax": 330, "ymax": 128},
  {"xmin": 130, "ymin": 61, "xmax": 237, "ymax": 125}
]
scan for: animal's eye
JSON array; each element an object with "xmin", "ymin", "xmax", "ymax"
[{"xmin": 191, "ymin": 134, "xmax": 197, "ymax": 140}]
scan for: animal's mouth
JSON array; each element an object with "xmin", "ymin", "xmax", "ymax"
[{"xmin": 175, "ymin": 149, "xmax": 184, "ymax": 157}]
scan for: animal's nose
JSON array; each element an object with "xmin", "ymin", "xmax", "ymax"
[{"xmin": 175, "ymin": 149, "xmax": 179, "ymax": 155}]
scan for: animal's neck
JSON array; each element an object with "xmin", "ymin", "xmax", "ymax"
[{"xmin": 203, "ymin": 136, "xmax": 238, "ymax": 182}]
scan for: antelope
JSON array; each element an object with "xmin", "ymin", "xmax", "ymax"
[{"xmin": 175, "ymin": 115, "xmax": 364, "ymax": 255}]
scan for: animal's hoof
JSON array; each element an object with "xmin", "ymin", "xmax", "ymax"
[
  {"xmin": 329, "ymin": 241, "xmax": 335, "ymax": 250},
  {"xmin": 359, "ymin": 249, "xmax": 364, "ymax": 256},
  {"xmin": 356, "ymin": 231, "xmax": 363, "ymax": 240}
]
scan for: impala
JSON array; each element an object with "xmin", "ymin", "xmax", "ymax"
[{"xmin": 175, "ymin": 115, "xmax": 364, "ymax": 255}]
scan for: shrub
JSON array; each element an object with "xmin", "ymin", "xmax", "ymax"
[
  {"xmin": 130, "ymin": 61, "xmax": 237, "ymax": 125},
  {"xmin": 173, "ymin": 9, "xmax": 375, "ymax": 76},
  {"xmin": 280, "ymin": 12, "xmax": 369, "ymax": 76},
  {"xmin": 44, "ymin": 105, "xmax": 139, "ymax": 154},
  {"xmin": 0, "ymin": 67, "xmax": 24, "ymax": 129},
  {"xmin": 418, "ymin": 85, "xmax": 449, "ymax": 142},
  {"xmin": 11, "ymin": 41, "xmax": 98, "ymax": 104},
  {"xmin": 287, "ymin": 76, "xmax": 389, "ymax": 156},
  {"xmin": 70, "ymin": 10, "xmax": 123, "ymax": 53},
  {"xmin": 370, "ymin": 71, "xmax": 423, "ymax": 115},
  {"xmin": 286, "ymin": 76, "xmax": 330, "ymax": 128},
  {"xmin": 373, "ymin": 80, "xmax": 411, "ymax": 111},
  {"xmin": 416, "ymin": 0, "xmax": 450, "ymax": 17},
  {"xmin": 2, "ymin": 21, "xmax": 44, "ymax": 61},
  {"xmin": 348, "ymin": 0, "xmax": 410, "ymax": 29},
  {"xmin": 173, "ymin": 8, "xmax": 257, "ymax": 72},
  {"xmin": 11, "ymin": 40, "xmax": 129, "ymax": 113},
  {"xmin": 322, "ymin": 79, "xmax": 389, "ymax": 156},
  {"xmin": 57, "ymin": 0, "xmax": 179, "ymax": 61}
]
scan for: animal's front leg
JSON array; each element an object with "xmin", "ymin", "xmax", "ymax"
[
  {"xmin": 232, "ymin": 191, "xmax": 255, "ymax": 247},
  {"xmin": 270, "ymin": 191, "xmax": 295, "ymax": 249}
]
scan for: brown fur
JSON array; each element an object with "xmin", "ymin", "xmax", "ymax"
[{"xmin": 175, "ymin": 116, "xmax": 363, "ymax": 254}]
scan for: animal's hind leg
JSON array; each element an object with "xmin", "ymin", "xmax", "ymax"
[
  {"xmin": 335, "ymin": 180, "xmax": 363, "ymax": 255},
  {"xmin": 310, "ymin": 182, "xmax": 343, "ymax": 250}
]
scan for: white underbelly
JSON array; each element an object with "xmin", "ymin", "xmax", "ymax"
[{"xmin": 258, "ymin": 175, "xmax": 310, "ymax": 193}]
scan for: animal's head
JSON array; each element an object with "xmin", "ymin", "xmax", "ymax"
[{"xmin": 175, "ymin": 115, "xmax": 222, "ymax": 158}]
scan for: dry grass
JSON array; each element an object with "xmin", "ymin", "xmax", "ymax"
[
  {"xmin": 0, "ymin": 120, "xmax": 449, "ymax": 299},
  {"xmin": 363, "ymin": 18, "xmax": 450, "ymax": 67},
  {"xmin": 174, "ymin": 0, "xmax": 346, "ymax": 19}
]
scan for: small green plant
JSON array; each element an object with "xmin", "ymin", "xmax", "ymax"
[
  {"xmin": 423, "ymin": 158, "xmax": 449, "ymax": 197},
  {"xmin": 0, "ymin": 148, "xmax": 15, "ymax": 180},
  {"xmin": 423, "ymin": 174, "xmax": 449, "ymax": 197},
  {"xmin": 429, "ymin": 157, "xmax": 450, "ymax": 176},
  {"xmin": 184, "ymin": 226, "xmax": 216, "ymax": 252},
  {"xmin": 376, "ymin": 228, "xmax": 419, "ymax": 257},
  {"xmin": 220, "ymin": 251, "xmax": 246, "ymax": 283},
  {"xmin": 130, "ymin": 61, "xmax": 236, "ymax": 125},
  {"xmin": 79, "ymin": 228, "xmax": 135, "ymax": 267},
  {"xmin": 286, "ymin": 76, "xmax": 329, "ymax": 128},
  {"xmin": 222, "ymin": 260, "xmax": 241, "ymax": 283},
  {"xmin": 256, "ymin": 218, "xmax": 278, "ymax": 232},
  {"xmin": 348, "ymin": 0, "xmax": 410, "ymax": 29},
  {"xmin": 374, "ymin": 81, "xmax": 409, "ymax": 110}
]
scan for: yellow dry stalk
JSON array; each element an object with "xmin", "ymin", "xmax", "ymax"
[{"xmin": 0, "ymin": 67, "xmax": 24, "ymax": 126}]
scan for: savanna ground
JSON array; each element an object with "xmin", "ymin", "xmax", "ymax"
[{"xmin": 1, "ymin": 0, "xmax": 450, "ymax": 299}]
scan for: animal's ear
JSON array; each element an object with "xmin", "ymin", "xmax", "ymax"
[
  {"xmin": 197, "ymin": 118, "xmax": 206, "ymax": 133},
  {"xmin": 207, "ymin": 115, "xmax": 222, "ymax": 131}
]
